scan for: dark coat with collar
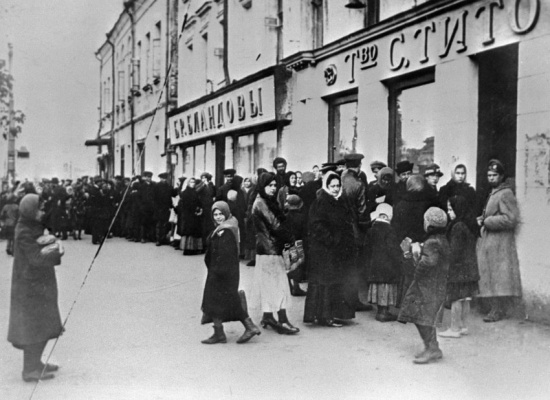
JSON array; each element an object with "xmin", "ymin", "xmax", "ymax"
[
  {"xmin": 365, "ymin": 220, "xmax": 403, "ymax": 284},
  {"xmin": 252, "ymin": 195, "xmax": 293, "ymax": 255},
  {"xmin": 8, "ymin": 218, "xmax": 63, "ymax": 349}
]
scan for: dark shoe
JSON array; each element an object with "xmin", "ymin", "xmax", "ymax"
[
  {"xmin": 260, "ymin": 315, "xmax": 282, "ymax": 332},
  {"xmin": 325, "ymin": 319, "xmax": 343, "ymax": 328},
  {"xmin": 201, "ymin": 325, "xmax": 227, "ymax": 344},
  {"xmin": 279, "ymin": 321, "xmax": 300, "ymax": 334},
  {"xmin": 22, "ymin": 369, "xmax": 55, "ymax": 382},
  {"xmin": 246, "ymin": 260, "xmax": 256, "ymax": 267},
  {"xmin": 155, "ymin": 242, "xmax": 162, "ymax": 246},
  {"xmin": 39, "ymin": 362, "xmax": 59, "ymax": 373},
  {"xmin": 375, "ymin": 309, "xmax": 398, "ymax": 322},
  {"xmin": 237, "ymin": 318, "xmax": 261, "ymax": 344},
  {"xmin": 483, "ymin": 312, "xmax": 503, "ymax": 323},
  {"xmin": 356, "ymin": 302, "xmax": 373, "ymax": 312},
  {"xmin": 413, "ymin": 347, "xmax": 443, "ymax": 364}
]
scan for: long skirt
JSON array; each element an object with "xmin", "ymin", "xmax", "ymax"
[
  {"xmin": 180, "ymin": 235, "xmax": 203, "ymax": 255},
  {"xmin": 252, "ymin": 255, "xmax": 290, "ymax": 313},
  {"xmin": 303, "ymin": 283, "xmax": 355, "ymax": 323},
  {"xmin": 367, "ymin": 283, "xmax": 398, "ymax": 306}
]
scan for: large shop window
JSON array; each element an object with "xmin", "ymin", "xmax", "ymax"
[
  {"xmin": 257, "ymin": 130, "xmax": 277, "ymax": 171},
  {"xmin": 183, "ymin": 147, "xmax": 194, "ymax": 178},
  {"xmin": 328, "ymin": 93, "xmax": 359, "ymax": 162},
  {"xmin": 387, "ymin": 68, "xmax": 435, "ymax": 174},
  {"xmin": 236, "ymin": 134, "xmax": 255, "ymax": 177}
]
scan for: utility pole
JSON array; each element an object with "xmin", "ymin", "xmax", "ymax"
[{"xmin": 7, "ymin": 43, "xmax": 15, "ymax": 186}]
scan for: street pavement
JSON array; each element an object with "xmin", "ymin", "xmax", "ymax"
[{"xmin": 1, "ymin": 235, "xmax": 550, "ymax": 400}]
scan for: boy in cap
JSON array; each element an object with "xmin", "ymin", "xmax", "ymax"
[
  {"xmin": 424, "ymin": 163, "xmax": 444, "ymax": 207},
  {"xmin": 368, "ymin": 160, "xmax": 387, "ymax": 189},
  {"xmin": 394, "ymin": 160, "xmax": 414, "ymax": 205}
]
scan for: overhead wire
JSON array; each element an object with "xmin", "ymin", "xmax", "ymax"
[{"xmin": 28, "ymin": 4, "xmax": 191, "ymax": 398}]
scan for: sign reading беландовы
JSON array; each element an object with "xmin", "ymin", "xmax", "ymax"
[{"xmin": 169, "ymin": 75, "xmax": 276, "ymax": 145}]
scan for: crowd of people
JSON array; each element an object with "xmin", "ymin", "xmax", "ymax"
[{"xmin": 2, "ymin": 153, "xmax": 522, "ymax": 381}]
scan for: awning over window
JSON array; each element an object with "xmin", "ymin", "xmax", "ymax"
[{"xmin": 84, "ymin": 138, "xmax": 111, "ymax": 147}]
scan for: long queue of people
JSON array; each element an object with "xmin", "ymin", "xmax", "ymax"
[{"xmin": 3, "ymin": 154, "xmax": 521, "ymax": 382}]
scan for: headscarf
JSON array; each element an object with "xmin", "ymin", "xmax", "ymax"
[
  {"xmin": 451, "ymin": 163, "xmax": 468, "ymax": 183},
  {"xmin": 211, "ymin": 201, "xmax": 240, "ymax": 247},
  {"xmin": 284, "ymin": 171, "xmax": 296, "ymax": 187},
  {"xmin": 323, "ymin": 171, "xmax": 342, "ymax": 199},
  {"xmin": 406, "ymin": 174, "xmax": 425, "ymax": 192},
  {"xmin": 19, "ymin": 193, "xmax": 40, "ymax": 221},
  {"xmin": 257, "ymin": 172, "xmax": 285, "ymax": 220}
]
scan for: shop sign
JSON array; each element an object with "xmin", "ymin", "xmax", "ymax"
[
  {"xmin": 342, "ymin": 0, "xmax": 541, "ymax": 83},
  {"xmin": 169, "ymin": 75, "xmax": 276, "ymax": 145}
]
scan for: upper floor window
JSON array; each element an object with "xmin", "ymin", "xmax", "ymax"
[{"xmin": 153, "ymin": 22, "xmax": 162, "ymax": 81}]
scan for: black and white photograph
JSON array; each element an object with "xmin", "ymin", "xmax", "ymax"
[{"xmin": 1, "ymin": 0, "xmax": 550, "ymax": 399}]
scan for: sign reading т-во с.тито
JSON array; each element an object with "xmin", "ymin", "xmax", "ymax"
[{"xmin": 169, "ymin": 75, "xmax": 276, "ymax": 145}]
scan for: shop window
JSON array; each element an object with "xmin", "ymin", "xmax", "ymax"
[
  {"xmin": 236, "ymin": 134, "xmax": 255, "ymax": 177},
  {"xmin": 328, "ymin": 93, "xmax": 358, "ymax": 162},
  {"xmin": 183, "ymin": 146, "xmax": 195, "ymax": 178},
  {"xmin": 205, "ymin": 140, "xmax": 216, "ymax": 178},
  {"xmin": 386, "ymin": 67, "xmax": 435, "ymax": 174},
  {"xmin": 257, "ymin": 130, "xmax": 277, "ymax": 171},
  {"xmin": 195, "ymin": 143, "xmax": 206, "ymax": 174},
  {"xmin": 225, "ymin": 136, "xmax": 234, "ymax": 169}
]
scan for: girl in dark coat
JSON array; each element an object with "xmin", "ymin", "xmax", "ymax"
[
  {"xmin": 398, "ymin": 207, "xmax": 450, "ymax": 364},
  {"xmin": 177, "ymin": 178, "xmax": 203, "ymax": 255},
  {"xmin": 251, "ymin": 172, "xmax": 299, "ymax": 335},
  {"xmin": 366, "ymin": 167, "xmax": 395, "ymax": 215},
  {"xmin": 8, "ymin": 194, "xmax": 64, "ymax": 382},
  {"xmin": 438, "ymin": 195, "xmax": 480, "ymax": 338},
  {"xmin": 365, "ymin": 203, "xmax": 402, "ymax": 322},
  {"xmin": 304, "ymin": 172, "xmax": 356, "ymax": 327},
  {"xmin": 201, "ymin": 201, "xmax": 261, "ymax": 344},
  {"xmin": 438, "ymin": 164, "xmax": 478, "ymax": 230}
]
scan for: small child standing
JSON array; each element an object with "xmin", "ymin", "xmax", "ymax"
[
  {"xmin": 398, "ymin": 207, "xmax": 450, "ymax": 364},
  {"xmin": 1, "ymin": 194, "xmax": 19, "ymax": 256},
  {"xmin": 438, "ymin": 195, "xmax": 480, "ymax": 338},
  {"xmin": 365, "ymin": 203, "xmax": 402, "ymax": 322}
]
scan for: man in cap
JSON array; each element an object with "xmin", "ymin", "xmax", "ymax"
[
  {"xmin": 368, "ymin": 160, "xmax": 387, "ymax": 189},
  {"xmin": 394, "ymin": 160, "xmax": 414, "ymax": 205},
  {"xmin": 476, "ymin": 159, "xmax": 521, "ymax": 323},
  {"xmin": 341, "ymin": 153, "xmax": 373, "ymax": 312},
  {"xmin": 424, "ymin": 163, "xmax": 443, "ymax": 207},
  {"xmin": 216, "ymin": 168, "xmax": 236, "ymax": 201},
  {"xmin": 138, "ymin": 171, "xmax": 156, "ymax": 243},
  {"xmin": 153, "ymin": 172, "xmax": 176, "ymax": 246}
]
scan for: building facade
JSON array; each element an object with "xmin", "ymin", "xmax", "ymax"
[{"xmin": 88, "ymin": 0, "xmax": 179, "ymax": 178}]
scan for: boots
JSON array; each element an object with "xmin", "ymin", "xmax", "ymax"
[
  {"xmin": 201, "ymin": 325, "xmax": 227, "ymax": 344},
  {"xmin": 483, "ymin": 297, "xmax": 504, "ymax": 322},
  {"xmin": 414, "ymin": 325, "xmax": 442, "ymax": 364},
  {"xmin": 375, "ymin": 306, "xmax": 398, "ymax": 322},
  {"xmin": 277, "ymin": 310, "xmax": 300, "ymax": 335},
  {"xmin": 289, "ymin": 277, "xmax": 306, "ymax": 297},
  {"xmin": 237, "ymin": 318, "xmax": 261, "ymax": 344}
]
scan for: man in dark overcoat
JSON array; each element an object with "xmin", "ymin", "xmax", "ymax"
[
  {"xmin": 138, "ymin": 171, "xmax": 156, "ymax": 243},
  {"xmin": 153, "ymin": 172, "xmax": 176, "ymax": 246}
]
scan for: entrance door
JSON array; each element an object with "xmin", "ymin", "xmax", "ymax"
[{"xmin": 475, "ymin": 43, "xmax": 518, "ymax": 198}]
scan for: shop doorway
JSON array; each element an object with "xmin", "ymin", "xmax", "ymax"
[{"xmin": 475, "ymin": 43, "xmax": 518, "ymax": 200}]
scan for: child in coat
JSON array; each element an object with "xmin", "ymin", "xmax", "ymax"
[{"xmin": 398, "ymin": 207, "xmax": 450, "ymax": 364}]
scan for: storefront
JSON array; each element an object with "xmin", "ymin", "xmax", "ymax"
[
  {"xmin": 284, "ymin": 0, "xmax": 550, "ymax": 322},
  {"xmin": 167, "ymin": 66, "xmax": 292, "ymax": 186}
]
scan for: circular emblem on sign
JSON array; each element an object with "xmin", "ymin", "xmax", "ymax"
[{"xmin": 324, "ymin": 64, "xmax": 337, "ymax": 86}]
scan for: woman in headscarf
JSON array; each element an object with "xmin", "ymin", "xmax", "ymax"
[
  {"xmin": 201, "ymin": 201, "xmax": 261, "ymax": 344},
  {"xmin": 276, "ymin": 171, "xmax": 299, "ymax": 210},
  {"xmin": 366, "ymin": 167, "xmax": 395, "ymax": 215},
  {"xmin": 177, "ymin": 177, "xmax": 203, "ymax": 255},
  {"xmin": 252, "ymin": 172, "xmax": 299, "ymax": 334},
  {"xmin": 8, "ymin": 194, "xmax": 64, "ymax": 382},
  {"xmin": 437, "ymin": 195, "xmax": 480, "ymax": 338},
  {"xmin": 303, "ymin": 171, "xmax": 356, "ymax": 327},
  {"xmin": 438, "ymin": 163, "xmax": 478, "ymax": 225}
]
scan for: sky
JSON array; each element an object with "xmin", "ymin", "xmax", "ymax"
[{"xmin": 0, "ymin": 0, "xmax": 124, "ymax": 181}]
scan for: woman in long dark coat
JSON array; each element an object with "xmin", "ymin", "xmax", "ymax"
[
  {"xmin": 304, "ymin": 171, "xmax": 356, "ymax": 327},
  {"xmin": 438, "ymin": 163, "xmax": 478, "ymax": 225},
  {"xmin": 177, "ymin": 178, "xmax": 203, "ymax": 255},
  {"xmin": 196, "ymin": 173, "xmax": 216, "ymax": 248},
  {"xmin": 200, "ymin": 201, "xmax": 261, "ymax": 344},
  {"xmin": 8, "ymin": 194, "xmax": 64, "ymax": 382},
  {"xmin": 398, "ymin": 207, "xmax": 450, "ymax": 364}
]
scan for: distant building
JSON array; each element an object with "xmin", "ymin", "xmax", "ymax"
[{"xmin": 87, "ymin": 0, "xmax": 179, "ymax": 178}]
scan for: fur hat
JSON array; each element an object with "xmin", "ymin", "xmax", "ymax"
[
  {"xmin": 396, "ymin": 160, "xmax": 414, "ymax": 175},
  {"xmin": 424, "ymin": 207, "xmax": 448, "ymax": 229},
  {"xmin": 424, "ymin": 163, "xmax": 443, "ymax": 177},
  {"xmin": 285, "ymin": 194, "xmax": 303, "ymax": 210}
]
